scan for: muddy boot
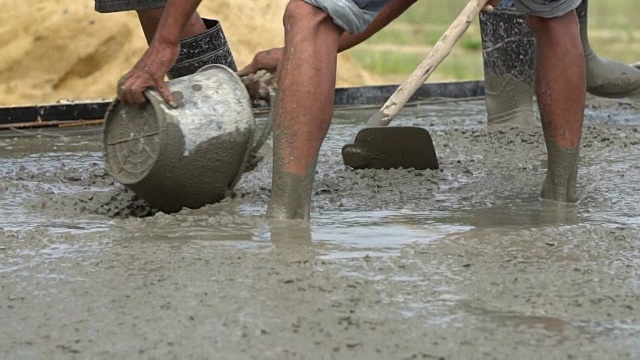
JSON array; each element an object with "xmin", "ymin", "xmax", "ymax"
[
  {"xmin": 479, "ymin": 4, "xmax": 537, "ymax": 126},
  {"xmin": 579, "ymin": 0, "xmax": 640, "ymax": 100},
  {"xmin": 540, "ymin": 141, "xmax": 579, "ymax": 203},
  {"xmin": 167, "ymin": 18, "xmax": 237, "ymax": 79}
]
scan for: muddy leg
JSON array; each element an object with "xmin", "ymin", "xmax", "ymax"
[
  {"xmin": 266, "ymin": 0, "xmax": 343, "ymax": 221},
  {"xmin": 528, "ymin": 10, "xmax": 585, "ymax": 203},
  {"xmin": 578, "ymin": 0, "xmax": 640, "ymax": 99},
  {"xmin": 136, "ymin": 7, "xmax": 207, "ymax": 44}
]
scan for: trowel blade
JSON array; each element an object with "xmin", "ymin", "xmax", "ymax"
[{"xmin": 341, "ymin": 126, "xmax": 439, "ymax": 170}]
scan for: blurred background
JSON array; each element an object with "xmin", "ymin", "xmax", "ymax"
[
  {"xmin": 348, "ymin": 0, "xmax": 639, "ymax": 83},
  {"xmin": 1, "ymin": 0, "xmax": 638, "ymax": 106}
]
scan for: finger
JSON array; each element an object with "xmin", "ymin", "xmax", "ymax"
[
  {"xmin": 155, "ymin": 81, "xmax": 178, "ymax": 108},
  {"xmin": 116, "ymin": 74, "xmax": 130, "ymax": 102},
  {"xmin": 129, "ymin": 83, "xmax": 148, "ymax": 106},
  {"xmin": 123, "ymin": 75, "xmax": 149, "ymax": 106},
  {"xmin": 482, "ymin": 4, "xmax": 495, "ymax": 13},
  {"xmin": 237, "ymin": 62, "xmax": 259, "ymax": 77},
  {"xmin": 258, "ymin": 71, "xmax": 273, "ymax": 84},
  {"xmin": 117, "ymin": 82, "xmax": 127, "ymax": 103},
  {"xmin": 243, "ymin": 79, "xmax": 261, "ymax": 100},
  {"xmin": 121, "ymin": 79, "xmax": 135, "ymax": 105},
  {"xmin": 258, "ymin": 83, "xmax": 270, "ymax": 100}
]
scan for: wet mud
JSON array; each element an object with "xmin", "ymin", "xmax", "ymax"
[{"xmin": 1, "ymin": 97, "xmax": 639, "ymax": 358}]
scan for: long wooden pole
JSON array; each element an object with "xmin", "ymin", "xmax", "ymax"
[{"xmin": 366, "ymin": 0, "xmax": 489, "ymax": 127}]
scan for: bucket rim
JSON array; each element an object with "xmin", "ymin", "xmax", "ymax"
[{"xmin": 103, "ymin": 95, "xmax": 165, "ymax": 185}]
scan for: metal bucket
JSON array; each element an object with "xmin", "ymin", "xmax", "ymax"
[{"xmin": 103, "ymin": 64, "xmax": 269, "ymax": 213}]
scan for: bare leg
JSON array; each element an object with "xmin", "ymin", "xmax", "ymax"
[
  {"xmin": 528, "ymin": 10, "xmax": 586, "ymax": 203},
  {"xmin": 266, "ymin": 0, "xmax": 344, "ymax": 220},
  {"xmin": 136, "ymin": 8, "xmax": 207, "ymax": 44}
]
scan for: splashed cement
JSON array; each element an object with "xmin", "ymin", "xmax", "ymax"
[{"xmin": 1, "ymin": 98, "xmax": 639, "ymax": 359}]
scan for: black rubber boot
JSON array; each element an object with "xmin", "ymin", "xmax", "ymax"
[
  {"xmin": 578, "ymin": 0, "xmax": 640, "ymax": 100},
  {"xmin": 167, "ymin": 18, "xmax": 237, "ymax": 79},
  {"xmin": 479, "ymin": 4, "xmax": 536, "ymax": 126}
]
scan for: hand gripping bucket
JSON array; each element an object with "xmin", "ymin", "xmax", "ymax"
[{"xmin": 103, "ymin": 64, "xmax": 272, "ymax": 213}]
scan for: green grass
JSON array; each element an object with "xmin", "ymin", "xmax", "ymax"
[{"xmin": 345, "ymin": 0, "xmax": 640, "ymax": 82}]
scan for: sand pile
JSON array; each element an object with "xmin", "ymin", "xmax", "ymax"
[{"xmin": 0, "ymin": 0, "xmax": 381, "ymax": 106}]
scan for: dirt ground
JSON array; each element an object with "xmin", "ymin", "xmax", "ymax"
[
  {"xmin": 1, "ymin": 96, "xmax": 639, "ymax": 359},
  {"xmin": 0, "ymin": 0, "xmax": 380, "ymax": 106}
]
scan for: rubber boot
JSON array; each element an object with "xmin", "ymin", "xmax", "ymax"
[
  {"xmin": 479, "ymin": 4, "xmax": 537, "ymax": 126},
  {"xmin": 167, "ymin": 18, "xmax": 237, "ymax": 79},
  {"xmin": 579, "ymin": 0, "xmax": 640, "ymax": 100}
]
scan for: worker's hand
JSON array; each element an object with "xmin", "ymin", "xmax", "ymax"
[
  {"xmin": 118, "ymin": 40, "xmax": 180, "ymax": 108},
  {"xmin": 237, "ymin": 47, "xmax": 284, "ymax": 77},
  {"xmin": 241, "ymin": 70, "xmax": 276, "ymax": 103},
  {"xmin": 482, "ymin": 0, "xmax": 500, "ymax": 13}
]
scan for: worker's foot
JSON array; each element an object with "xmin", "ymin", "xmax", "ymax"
[
  {"xmin": 541, "ymin": 172, "xmax": 578, "ymax": 203},
  {"xmin": 586, "ymin": 52, "xmax": 640, "ymax": 100},
  {"xmin": 267, "ymin": 172, "xmax": 314, "ymax": 221},
  {"xmin": 540, "ymin": 145, "xmax": 579, "ymax": 203}
]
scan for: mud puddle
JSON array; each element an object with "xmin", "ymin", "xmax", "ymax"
[{"xmin": 1, "ymin": 98, "xmax": 639, "ymax": 359}]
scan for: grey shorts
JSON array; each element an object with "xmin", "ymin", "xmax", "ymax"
[
  {"xmin": 514, "ymin": 0, "xmax": 582, "ymax": 18},
  {"xmin": 95, "ymin": 0, "xmax": 166, "ymax": 13},
  {"xmin": 303, "ymin": 0, "xmax": 391, "ymax": 33}
]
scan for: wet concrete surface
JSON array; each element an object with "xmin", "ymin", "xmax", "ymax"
[{"xmin": 1, "ymin": 97, "xmax": 639, "ymax": 359}]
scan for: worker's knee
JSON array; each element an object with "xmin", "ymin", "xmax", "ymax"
[
  {"xmin": 283, "ymin": 0, "xmax": 337, "ymax": 34},
  {"xmin": 527, "ymin": 9, "xmax": 579, "ymax": 36}
]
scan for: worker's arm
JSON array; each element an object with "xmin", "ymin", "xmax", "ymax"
[{"xmin": 119, "ymin": 0, "xmax": 202, "ymax": 107}]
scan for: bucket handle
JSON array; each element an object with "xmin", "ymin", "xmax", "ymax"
[
  {"xmin": 243, "ymin": 85, "xmax": 276, "ymax": 173},
  {"xmin": 250, "ymin": 85, "xmax": 275, "ymax": 155}
]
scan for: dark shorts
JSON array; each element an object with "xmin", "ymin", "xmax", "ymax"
[
  {"xmin": 514, "ymin": 0, "xmax": 582, "ymax": 17},
  {"xmin": 95, "ymin": 0, "xmax": 166, "ymax": 13},
  {"xmin": 303, "ymin": 0, "xmax": 392, "ymax": 33}
]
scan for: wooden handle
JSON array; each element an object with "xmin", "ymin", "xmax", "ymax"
[{"xmin": 366, "ymin": 0, "xmax": 489, "ymax": 127}]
